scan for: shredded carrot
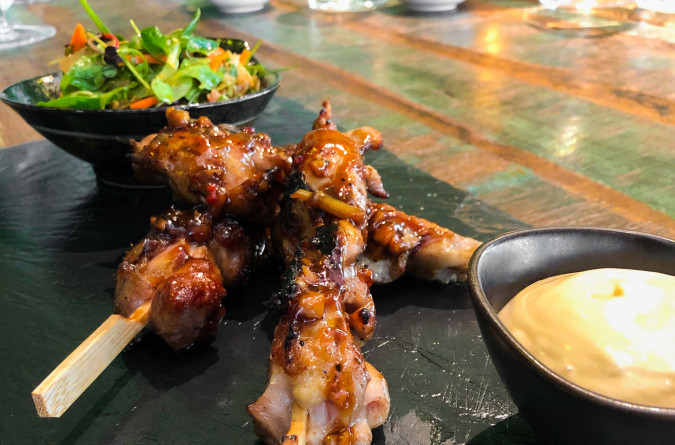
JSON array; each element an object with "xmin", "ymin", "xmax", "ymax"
[
  {"xmin": 240, "ymin": 49, "xmax": 251, "ymax": 65},
  {"xmin": 125, "ymin": 54, "xmax": 164, "ymax": 65},
  {"xmin": 129, "ymin": 96, "xmax": 159, "ymax": 109},
  {"xmin": 69, "ymin": 24, "xmax": 87, "ymax": 52},
  {"xmin": 125, "ymin": 55, "xmax": 143, "ymax": 64},
  {"xmin": 144, "ymin": 54, "xmax": 164, "ymax": 64},
  {"xmin": 208, "ymin": 47, "xmax": 227, "ymax": 71}
]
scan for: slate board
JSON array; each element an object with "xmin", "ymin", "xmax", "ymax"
[{"xmin": 0, "ymin": 98, "xmax": 537, "ymax": 445}]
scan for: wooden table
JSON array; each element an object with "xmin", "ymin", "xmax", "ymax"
[{"xmin": 0, "ymin": 1, "xmax": 674, "ymax": 443}]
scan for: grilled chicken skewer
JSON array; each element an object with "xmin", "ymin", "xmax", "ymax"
[
  {"xmin": 279, "ymin": 102, "xmax": 387, "ymax": 342},
  {"xmin": 33, "ymin": 104, "xmax": 479, "ymax": 429},
  {"xmin": 33, "ymin": 207, "xmax": 261, "ymax": 417},
  {"xmin": 249, "ymin": 102, "xmax": 390, "ymax": 445},
  {"xmin": 114, "ymin": 207, "xmax": 259, "ymax": 350},
  {"xmin": 249, "ymin": 224, "xmax": 390, "ymax": 445}
]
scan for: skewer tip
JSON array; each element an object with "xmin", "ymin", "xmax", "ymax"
[
  {"xmin": 281, "ymin": 403, "xmax": 308, "ymax": 445},
  {"xmin": 31, "ymin": 391, "xmax": 54, "ymax": 418},
  {"xmin": 30, "ymin": 302, "xmax": 151, "ymax": 418}
]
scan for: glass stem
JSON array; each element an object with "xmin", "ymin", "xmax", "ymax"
[
  {"xmin": 0, "ymin": 7, "xmax": 18, "ymax": 40},
  {"xmin": 0, "ymin": 8, "xmax": 12, "ymax": 34}
]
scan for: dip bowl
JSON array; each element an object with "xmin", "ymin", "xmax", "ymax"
[{"xmin": 468, "ymin": 227, "xmax": 675, "ymax": 445}]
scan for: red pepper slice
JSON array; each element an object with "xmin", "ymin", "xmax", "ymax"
[{"xmin": 101, "ymin": 33, "xmax": 119, "ymax": 48}]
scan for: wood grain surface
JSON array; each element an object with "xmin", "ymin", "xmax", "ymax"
[{"xmin": 0, "ymin": 0, "xmax": 673, "ymax": 238}]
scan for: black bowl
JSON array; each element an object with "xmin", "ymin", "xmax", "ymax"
[
  {"xmin": 468, "ymin": 227, "xmax": 675, "ymax": 445},
  {"xmin": 0, "ymin": 39, "xmax": 280, "ymax": 187}
]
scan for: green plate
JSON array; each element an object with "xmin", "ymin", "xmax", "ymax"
[{"xmin": 0, "ymin": 97, "xmax": 535, "ymax": 445}]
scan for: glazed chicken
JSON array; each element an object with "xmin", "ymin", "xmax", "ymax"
[
  {"xmin": 120, "ymin": 102, "xmax": 477, "ymax": 442},
  {"xmin": 248, "ymin": 224, "xmax": 389, "ymax": 445},
  {"xmin": 279, "ymin": 102, "xmax": 388, "ymax": 263},
  {"xmin": 361, "ymin": 203, "xmax": 481, "ymax": 284},
  {"xmin": 280, "ymin": 101, "xmax": 388, "ymax": 341},
  {"xmin": 131, "ymin": 108, "xmax": 292, "ymax": 223},
  {"xmin": 114, "ymin": 207, "xmax": 258, "ymax": 350},
  {"xmin": 249, "ymin": 102, "xmax": 390, "ymax": 445}
]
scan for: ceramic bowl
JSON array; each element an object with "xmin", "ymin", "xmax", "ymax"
[
  {"xmin": 210, "ymin": 0, "xmax": 269, "ymax": 14},
  {"xmin": 0, "ymin": 39, "xmax": 280, "ymax": 187},
  {"xmin": 468, "ymin": 227, "xmax": 675, "ymax": 445},
  {"xmin": 402, "ymin": 0, "xmax": 465, "ymax": 12}
]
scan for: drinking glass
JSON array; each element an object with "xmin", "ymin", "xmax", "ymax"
[
  {"xmin": 531, "ymin": 0, "xmax": 635, "ymax": 35},
  {"xmin": 539, "ymin": 0, "xmax": 635, "ymax": 9},
  {"xmin": 308, "ymin": 0, "xmax": 386, "ymax": 12},
  {"xmin": 0, "ymin": 0, "xmax": 56, "ymax": 51},
  {"xmin": 636, "ymin": 0, "xmax": 675, "ymax": 13}
]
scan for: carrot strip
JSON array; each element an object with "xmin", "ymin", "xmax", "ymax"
[
  {"xmin": 240, "ymin": 49, "xmax": 251, "ymax": 65},
  {"xmin": 208, "ymin": 47, "xmax": 227, "ymax": 71},
  {"xmin": 144, "ymin": 54, "xmax": 165, "ymax": 64},
  {"xmin": 125, "ymin": 55, "xmax": 143, "ymax": 64},
  {"xmin": 125, "ymin": 54, "xmax": 163, "ymax": 65},
  {"xmin": 129, "ymin": 96, "xmax": 159, "ymax": 109},
  {"xmin": 69, "ymin": 24, "xmax": 87, "ymax": 52}
]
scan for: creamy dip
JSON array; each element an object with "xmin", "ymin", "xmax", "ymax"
[{"xmin": 498, "ymin": 268, "xmax": 675, "ymax": 408}]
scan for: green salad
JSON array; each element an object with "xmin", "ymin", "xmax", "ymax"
[{"xmin": 39, "ymin": 0, "xmax": 272, "ymax": 110}]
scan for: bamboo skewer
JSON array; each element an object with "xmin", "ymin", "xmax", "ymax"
[
  {"xmin": 281, "ymin": 403, "xmax": 308, "ymax": 445},
  {"xmin": 32, "ymin": 302, "xmax": 151, "ymax": 418},
  {"xmin": 290, "ymin": 189, "xmax": 365, "ymax": 222}
]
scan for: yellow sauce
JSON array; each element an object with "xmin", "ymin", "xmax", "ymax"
[{"xmin": 498, "ymin": 268, "xmax": 675, "ymax": 408}]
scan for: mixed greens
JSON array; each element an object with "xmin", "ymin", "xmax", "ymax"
[{"xmin": 39, "ymin": 0, "xmax": 271, "ymax": 110}]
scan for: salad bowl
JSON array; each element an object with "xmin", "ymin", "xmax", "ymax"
[{"xmin": 1, "ymin": 39, "xmax": 281, "ymax": 187}]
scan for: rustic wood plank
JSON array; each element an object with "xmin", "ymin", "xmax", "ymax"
[{"xmin": 341, "ymin": 11, "xmax": 675, "ymax": 126}]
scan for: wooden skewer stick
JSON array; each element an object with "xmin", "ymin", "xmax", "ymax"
[
  {"xmin": 290, "ymin": 189, "xmax": 365, "ymax": 222},
  {"xmin": 32, "ymin": 302, "xmax": 151, "ymax": 418},
  {"xmin": 281, "ymin": 403, "xmax": 308, "ymax": 445}
]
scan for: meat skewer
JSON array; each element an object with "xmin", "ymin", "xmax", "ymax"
[
  {"xmin": 250, "ymin": 223, "xmax": 390, "ymax": 445},
  {"xmin": 114, "ymin": 207, "xmax": 259, "ymax": 350},
  {"xmin": 33, "ymin": 107, "xmax": 286, "ymax": 418},
  {"xmin": 32, "ymin": 103, "xmax": 480, "ymax": 429},
  {"xmin": 249, "ymin": 102, "xmax": 390, "ymax": 444},
  {"xmin": 32, "ymin": 207, "xmax": 260, "ymax": 416}
]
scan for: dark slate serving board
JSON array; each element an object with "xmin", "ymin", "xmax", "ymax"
[{"xmin": 0, "ymin": 99, "xmax": 536, "ymax": 445}]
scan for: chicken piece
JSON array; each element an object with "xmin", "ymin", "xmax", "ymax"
[
  {"xmin": 248, "ymin": 222, "xmax": 389, "ymax": 445},
  {"xmin": 114, "ymin": 207, "xmax": 256, "ymax": 350},
  {"xmin": 280, "ymin": 102, "xmax": 385, "ymax": 262},
  {"xmin": 131, "ymin": 108, "xmax": 292, "ymax": 223},
  {"xmin": 361, "ymin": 203, "xmax": 481, "ymax": 284},
  {"xmin": 114, "ymin": 207, "xmax": 215, "ymax": 318},
  {"xmin": 149, "ymin": 257, "xmax": 225, "ymax": 350},
  {"xmin": 208, "ymin": 215, "xmax": 263, "ymax": 286}
]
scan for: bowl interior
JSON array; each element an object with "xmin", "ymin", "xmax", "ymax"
[
  {"xmin": 472, "ymin": 227, "xmax": 675, "ymax": 314},
  {"xmin": 1, "ymin": 73, "xmax": 60, "ymax": 104}
]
